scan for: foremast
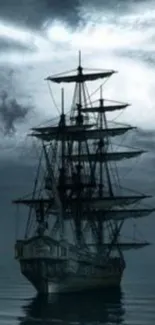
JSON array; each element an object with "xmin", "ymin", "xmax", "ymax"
[{"xmin": 13, "ymin": 52, "xmax": 153, "ymax": 258}]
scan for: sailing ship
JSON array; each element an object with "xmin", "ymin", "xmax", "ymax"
[{"xmin": 13, "ymin": 53, "xmax": 153, "ymax": 294}]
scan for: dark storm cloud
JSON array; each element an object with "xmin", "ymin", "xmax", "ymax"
[
  {"xmin": 0, "ymin": 0, "xmax": 80, "ymax": 28},
  {"xmin": 0, "ymin": 38, "xmax": 37, "ymax": 52},
  {"xmin": 0, "ymin": 90, "xmax": 32, "ymax": 135},
  {"xmin": 0, "ymin": 0, "xmax": 148, "ymax": 29},
  {"xmin": 0, "ymin": 68, "xmax": 34, "ymax": 135}
]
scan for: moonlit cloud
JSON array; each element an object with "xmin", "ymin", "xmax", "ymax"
[
  {"xmin": 46, "ymin": 21, "xmax": 72, "ymax": 42},
  {"xmin": 0, "ymin": 0, "xmax": 154, "ymax": 156}
]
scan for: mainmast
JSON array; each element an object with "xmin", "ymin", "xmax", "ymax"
[
  {"xmin": 97, "ymin": 86, "xmax": 104, "ymax": 252},
  {"xmin": 58, "ymin": 88, "xmax": 66, "ymax": 196},
  {"xmin": 57, "ymin": 88, "xmax": 66, "ymax": 238},
  {"xmin": 75, "ymin": 51, "xmax": 85, "ymax": 247}
]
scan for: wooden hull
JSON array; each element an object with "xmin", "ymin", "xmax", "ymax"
[
  {"xmin": 36, "ymin": 275, "xmax": 123, "ymax": 294},
  {"xmin": 19, "ymin": 258, "xmax": 124, "ymax": 294},
  {"xmin": 15, "ymin": 236, "xmax": 125, "ymax": 294}
]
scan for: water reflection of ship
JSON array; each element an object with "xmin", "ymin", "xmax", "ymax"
[{"xmin": 19, "ymin": 288, "xmax": 125, "ymax": 325}]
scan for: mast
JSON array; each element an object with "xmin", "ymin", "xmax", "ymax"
[
  {"xmin": 58, "ymin": 88, "xmax": 65, "ymax": 191},
  {"xmin": 97, "ymin": 86, "xmax": 104, "ymax": 252},
  {"xmin": 99, "ymin": 86, "xmax": 103, "ymax": 197},
  {"xmin": 58, "ymin": 88, "xmax": 65, "ymax": 238},
  {"xmin": 75, "ymin": 50, "xmax": 84, "ymax": 247}
]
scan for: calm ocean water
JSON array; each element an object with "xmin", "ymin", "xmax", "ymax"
[{"xmin": 0, "ymin": 250, "xmax": 155, "ymax": 325}]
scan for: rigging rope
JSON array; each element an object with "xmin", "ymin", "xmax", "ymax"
[
  {"xmin": 15, "ymin": 205, "xmax": 19, "ymax": 241},
  {"xmin": 86, "ymin": 78, "xmax": 110, "ymax": 100},
  {"xmin": 25, "ymin": 147, "xmax": 44, "ymax": 238},
  {"xmin": 110, "ymin": 109, "xmax": 126, "ymax": 122},
  {"xmin": 47, "ymin": 81, "xmax": 60, "ymax": 114},
  {"xmin": 49, "ymin": 68, "xmax": 76, "ymax": 77}
]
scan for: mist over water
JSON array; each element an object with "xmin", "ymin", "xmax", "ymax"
[{"xmin": 0, "ymin": 261, "xmax": 155, "ymax": 325}]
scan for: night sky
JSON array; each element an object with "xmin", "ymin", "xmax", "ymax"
[{"xmin": 0, "ymin": 0, "xmax": 154, "ymax": 266}]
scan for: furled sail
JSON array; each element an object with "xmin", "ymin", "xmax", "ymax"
[
  {"xmin": 13, "ymin": 195, "xmax": 151, "ymax": 209},
  {"xmin": 87, "ymin": 242, "xmax": 150, "ymax": 250},
  {"xmin": 66, "ymin": 151, "xmax": 146, "ymax": 162},
  {"xmin": 31, "ymin": 126, "xmax": 135, "ymax": 141},
  {"xmin": 44, "ymin": 208, "xmax": 155, "ymax": 221},
  {"xmin": 46, "ymin": 70, "xmax": 116, "ymax": 83},
  {"xmin": 32, "ymin": 124, "xmax": 94, "ymax": 133},
  {"xmin": 11, "ymin": 198, "xmax": 56, "ymax": 207},
  {"xmin": 84, "ymin": 195, "xmax": 151, "ymax": 209},
  {"xmin": 83, "ymin": 208, "xmax": 155, "ymax": 221},
  {"xmin": 81, "ymin": 103, "xmax": 130, "ymax": 113}
]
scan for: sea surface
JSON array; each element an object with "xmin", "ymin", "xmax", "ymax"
[{"xmin": 0, "ymin": 249, "xmax": 155, "ymax": 325}]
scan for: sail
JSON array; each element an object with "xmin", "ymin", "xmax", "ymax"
[
  {"xmin": 87, "ymin": 242, "xmax": 150, "ymax": 250},
  {"xmin": 46, "ymin": 70, "xmax": 116, "ymax": 84},
  {"xmin": 31, "ymin": 126, "xmax": 135, "ymax": 141},
  {"xmin": 13, "ymin": 195, "xmax": 151, "ymax": 209},
  {"xmin": 85, "ymin": 195, "xmax": 151, "ymax": 209},
  {"xmin": 12, "ymin": 198, "xmax": 53, "ymax": 206},
  {"xmin": 68, "ymin": 195, "xmax": 151, "ymax": 210},
  {"xmin": 83, "ymin": 208, "xmax": 155, "ymax": 221},
  {"xmin": 67, "ymin": 151, "xmax": 146, "ymax": 162},
  {"xmin": 32, "ymin": 124, "xmax": 94, "ymax": 133},
  {"xmin": 43, "ymin": 208, "xmax": 155, "ymax": 221},
  {"xmin": 81, "ymin": 103, "xmax": 129, "ymax": 113}
]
